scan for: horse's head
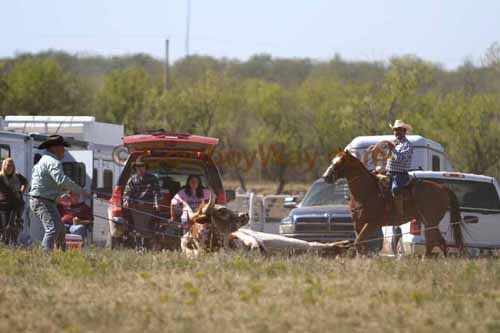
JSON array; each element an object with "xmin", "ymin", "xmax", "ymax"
[{"xmin": 322, "ymin": 149, "xmax": 358, "ymax": 184}]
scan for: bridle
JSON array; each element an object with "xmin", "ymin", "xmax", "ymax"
[{"xmin": 329, "ymin": 156, "xmax": 368, "ymax": 187}]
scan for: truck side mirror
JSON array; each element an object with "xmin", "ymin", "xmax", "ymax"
[{"xmin": 283, "ymin": 196, "xmax": 298, "ymax": 209}]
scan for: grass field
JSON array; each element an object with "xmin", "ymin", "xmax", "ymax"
[{"xmin": 1, "ymin": 247, "xmax": 500, "ymax": 333}]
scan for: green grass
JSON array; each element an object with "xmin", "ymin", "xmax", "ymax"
[{"xmin": 1, "ymin": 247, "xmax": 500, "ymax": 333}]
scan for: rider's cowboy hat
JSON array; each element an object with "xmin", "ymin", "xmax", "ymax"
[
  {"xmin": 38, "ymin": 135, "xmax": 71, "ymax": 150},
  {"xmin": 389, "ymin": 119, "xmax": 412, "ymax": 132}
]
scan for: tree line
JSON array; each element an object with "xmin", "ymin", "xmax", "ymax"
[{"xmin": 1, "ymin": 46, "xmax": 500, "ymax": 193}]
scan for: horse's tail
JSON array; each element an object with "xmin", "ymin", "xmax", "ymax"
[{"xmin": 446, "ymin": 188, "xmax": 464, "ymax": 250}]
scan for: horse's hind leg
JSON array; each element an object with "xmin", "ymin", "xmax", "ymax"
[
  {"xmin": 424, "ymin": 228, "xmax": 446, "ymax": 258},
  {"xmin": 437, "ymin": 231, "xmax": 447, "ymax": 256},
  {"xmin": 391, "ymin": 226, "xmax": 402, "ymax": 256},
  {"xmin": 423, "ymin": 229, "xmax": 436, "ymax": 258},
  {"xmin": 429, "ymin": 228, "xmax": 447, "ymax": 257}
]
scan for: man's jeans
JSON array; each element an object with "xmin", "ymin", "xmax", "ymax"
[
  {"xmin": 66, "ymin": 224, "xmax": 87, "ymax": 239},
  {"xmin": 30, "ymin": 198, "xmax": 64, "ymax": 251},
  {"xmin": 388, "ymin": 172, "xmax": 410, "ymax": 196}
]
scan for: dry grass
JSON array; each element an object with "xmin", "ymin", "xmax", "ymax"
[{"xmin": 1, "ymin": 247, "xmax": 500, "ymax": 333}]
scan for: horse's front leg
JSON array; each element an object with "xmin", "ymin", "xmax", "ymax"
[{"xmin": 355, "ymin": 222, "xmax": 377, "ymax": 255}]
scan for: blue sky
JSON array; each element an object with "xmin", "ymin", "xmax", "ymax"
[{"xmin": 2, "ymin": 0, "xmax": 499, "ymax": 68}]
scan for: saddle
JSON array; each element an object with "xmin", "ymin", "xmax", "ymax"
[{"xmin": 375, "ymin": 174, "xmax": 418, "ymax": 225}]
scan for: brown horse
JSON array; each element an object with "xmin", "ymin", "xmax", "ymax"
[{"xmin": 322, "ymin": 150, "xmax": 464, "ymax": 256}]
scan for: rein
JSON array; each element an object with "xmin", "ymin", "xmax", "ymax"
[
  {"xmin": 346, "ymin": 161, "xmax": 383, "ymax": 205},
  {"xmin": 346, "ymin": 174, "xmax": 363, "ymax": 185}
]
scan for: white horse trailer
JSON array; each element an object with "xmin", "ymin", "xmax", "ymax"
[
  {"xmin": 346, "ymin": 135, "xmax": 454, "ymax": 172},
  {"xmin": 0, "ymin": 116, "xmax": 124, "ymax": 245},
  {"xmin": 0, "ymin": 131, "xmax": 94, "ymax": 243},
  {"xmin": 2, "ymin": 116, "xmax": 124, "ymax": 191}
]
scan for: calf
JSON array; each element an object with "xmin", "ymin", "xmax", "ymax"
[
  {"xmin": 181, "ymin": 195, "xmax": 249, "ymax": 258},
  {"xmin": 180, "ymin": 196, "xmax": 352, "ymax": 258}
]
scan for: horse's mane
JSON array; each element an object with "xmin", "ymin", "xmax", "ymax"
[{"xmin": 346, "ymin": 152, "xmax": 380, "ymax": 187}]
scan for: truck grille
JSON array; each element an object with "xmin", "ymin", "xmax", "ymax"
[
  {"xmin": 295, "ymin": 216, "xmax": 329, "ymax": 233},
  {"xmin": 292, "ymin": 215, "xmax": 355, "ymax": 240},
  {"xmin": 330, "ymin": 216, "xmax": 351, "ymax": 224},
  {"xmin": 295, "ymin": 216, "xmax": 328, "ymax": 223},
  {"xmin": 331, "ymin": 216, "xmax": 355, "ymax": 239}
]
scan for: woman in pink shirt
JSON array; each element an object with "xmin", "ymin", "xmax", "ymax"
[{"xmin": 170, "ymin": 175, "xmax": 210, "ymax": 231}]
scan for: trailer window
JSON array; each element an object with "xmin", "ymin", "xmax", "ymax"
[
  {"xmin": 432, "ymin": 155, "xmax": 440, "ymax": 171},
  {"xmin": 34, "ymin": 153, "xmax": 42, "ymax": 165},
  {"xmin": 0, "ymin": 145, "xmax": 10, "ymax": 163},
  {"xmin": 92, "ymin": 168, "xmax": 98, "ymax": 190},
  {"xmin": 103, "ymin": 169, "xmax": 113, "ymax": 188},
  {"xmin": 62, "ymin": 162, "xmax": 86, "ymax": 187}
]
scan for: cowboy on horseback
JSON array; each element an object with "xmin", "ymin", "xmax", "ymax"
[
  {"xmin": 322, "ymin": 124, "xmax": 464, "ymax": 256},
  {"xmin": 385, "ymin": 120, "xmax": 413, "ymax": 224}
]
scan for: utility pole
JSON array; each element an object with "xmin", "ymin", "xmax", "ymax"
[
  {"xmin": 164, "ymin": 38, "xmax": 170, "ymax": 91},
  {"xmin": 185, "ymin": 0, "xmax": 191, "ymax": 57}
]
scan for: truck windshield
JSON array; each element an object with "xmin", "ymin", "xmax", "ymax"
[
  {"xmin": 301, "ymin": 179, "xmax": 350, "ymax": 207},
  {"xmin": 422, "ymin": 178, "xmax": 500, "ymax": 211}
]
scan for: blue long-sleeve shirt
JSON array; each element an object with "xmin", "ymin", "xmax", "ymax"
[
  {"xmin": 29, "ymin": 152, "xmax": 83, "ymax": 201},
  {"xmin": 386, "ymin": 137, "xmax": 413, "ymax": 173}
]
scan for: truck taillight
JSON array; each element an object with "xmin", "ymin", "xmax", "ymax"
[
  {"xmin": 410, "ymin": 219, "xmax": 421, "ymax": 235},
  {"xmin": 109, "ymin": 186, "xmax": 123, "ymax": 218},
  {"xmin": 109, "ymin": 186, "xmax": 122, "ymax": 204},
  {"xmin": 216, "ymin": 190, "xmax": 226, "ymax": 205}
]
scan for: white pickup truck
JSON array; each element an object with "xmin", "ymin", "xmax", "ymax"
[{"xmin": 383, "ymin": 171, "xmax": 500, "ymax": 255}]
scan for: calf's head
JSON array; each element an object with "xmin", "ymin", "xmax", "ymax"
[{"xmin": 190, "ymin": 193, "xmax": 249, "ymax": 232}]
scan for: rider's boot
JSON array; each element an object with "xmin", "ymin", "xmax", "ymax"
[{"xmin": 393, "ymin": 194, "xmax": 405, "ymax": 224}]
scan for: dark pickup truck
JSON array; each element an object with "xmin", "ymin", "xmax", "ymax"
[{"xmin": 279, "ymin": 178, "xmax": 383, "ymax": 252}]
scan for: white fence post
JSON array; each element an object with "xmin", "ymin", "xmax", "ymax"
[
  {"xmin": 229, "ymin": 192, "xmax": 303, "ymax": 234},
  {"xmin": 248, "ymin": 192, "xmax": 255, "ymax": 224}
]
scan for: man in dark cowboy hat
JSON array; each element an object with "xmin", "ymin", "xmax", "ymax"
[
  {"xmin": 122, "ymin": 158, "xmax": 161, "ymax": 239},
  {"xmin": 385, "ymin": 120, "xmax": 414, "ymax": 224},
  {"xmin": 29, "ymin": 135, "xmax": 90, "ymax": 251}
]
